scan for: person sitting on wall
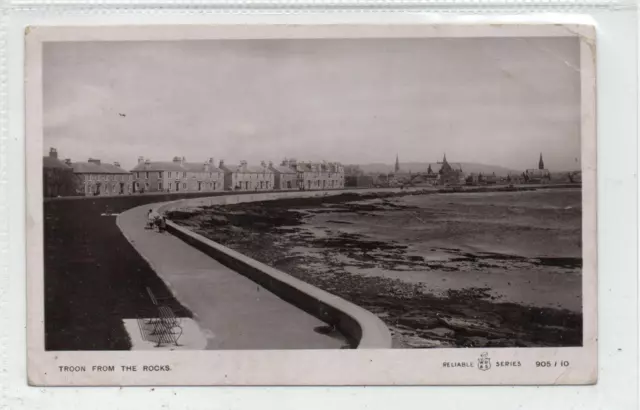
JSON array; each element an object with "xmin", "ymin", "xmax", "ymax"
[
  {"xmin": 146, "ymin": 209, "xmax": 160, "ymax": 230},
  {"xmin": 156, "ymin": 213, "xmax": 167, "ymax": 233}
]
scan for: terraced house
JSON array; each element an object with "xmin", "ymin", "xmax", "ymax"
[
  {"xmin": 71, "ymin": 158, "xmax": 132, "ymax": 196},
  {"xmin": 269, "ymin": 159, "xmax": 298, "ymax": 190},
  {"xmin": 131, "ymin": 156, "xmax": 224, "ymax": 193},
  {"xmin": 219, "ymin": 160, "xmax": 274, "ymax": 191},
  {"xmin": 293, "ymin": 160, "xmax": 345, "ymax": 190},
  {"xmin": 43, "ymin": 148, "xmax": 79, "ymax": 197}
]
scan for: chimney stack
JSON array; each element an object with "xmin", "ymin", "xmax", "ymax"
[
  {"xmin": 208, "ymin": 157, "xmax": 214, "ymax": 164},
  {"xmin": 219, "ymin": 159, "xmax": 225, "ymax": 168},
  {"xmin": 64, "ymin": 159, "xmax": 72, "ymax": 166},
  {"xmin": 138, "ymin": 156, "xmax": 144, "ymax": 164},
  {"xmin": 173, "ymin": 156, "xmax": 180, "ymax": 163},
  {"xmin": 144, "ymin": 158, "xmax": 150, "ymax": 165},
  {"xmin": 49, "ymin": 147, "xmax": 58, "ymax": 159},
  {"xmin": 114, "ymin": 161, "xmax": 121, "ymax": 168},
  {"xmin": 260, "ymin": 160, "xmax": 266, "ymax": 168},
  {"xmin": 88, "ymin": 158, "xmax": 101, "ymax": 165},
  {"xmin": 181, "ymin": 156, "xmax": 186, "ymax": 165}
]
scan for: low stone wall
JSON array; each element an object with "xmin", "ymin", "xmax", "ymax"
[{"xmin": 154, "ymin": 190, "xmax": 395, "ymax": 349}]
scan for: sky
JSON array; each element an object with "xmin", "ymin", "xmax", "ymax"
[{"xmin": 43, "ymin": 37, "xmax": 582, "ymax": 172}]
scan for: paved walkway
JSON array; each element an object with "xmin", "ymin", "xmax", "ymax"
[{"xmin": 118, "ymin": 204, "xmax": 345, "ymax": 350}]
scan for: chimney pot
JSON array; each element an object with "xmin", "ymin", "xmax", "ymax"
[
  {"xmin": 49, "ymin": 147, "xmax": 58, "ymax": 159},
  {"xmin": 64, "ymin": 159, "xmax": 71, "ymax": 166}
]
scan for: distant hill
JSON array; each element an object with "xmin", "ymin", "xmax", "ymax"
[{"xmin": 356, "ymin": 162, "xmax": 520, "ymax": 177}]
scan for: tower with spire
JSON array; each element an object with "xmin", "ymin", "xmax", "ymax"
[
  {"xmin": 439, "ymin": 153, "xmax": 453, "ymax": 174},
  {"xmin": 538, "ymin": 153, "xmax": 545, "ymax": 170},
  {"xmin": 394, "ymin": 154, "xmax": 400, "ymax": 173}
]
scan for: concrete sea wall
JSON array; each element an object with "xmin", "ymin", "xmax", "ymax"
[{"xmin": 155, "ymin": 189, "xmax": 396, "ymax": 349}]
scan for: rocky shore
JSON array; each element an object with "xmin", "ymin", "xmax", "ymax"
[{"xmin": 169, "ymin": 188, "xmax": 583, "ymax": 348}]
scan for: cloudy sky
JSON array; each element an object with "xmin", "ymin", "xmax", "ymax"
[{"xmin": 43, "ymin": 37, "xmax": 581, "ymax": 171}]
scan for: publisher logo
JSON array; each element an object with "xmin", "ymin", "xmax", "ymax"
[{"xmin": 478, "ymin": 352, "xmax": 491, "ymax": 371}]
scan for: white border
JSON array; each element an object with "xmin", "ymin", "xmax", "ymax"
[
  {"xmin": 24, "ymin": 22, "xmax": 597, "ymax": 386},
  {"xmin": 2, "ymin": 9, "xmax": 637, "ymax": 408}
]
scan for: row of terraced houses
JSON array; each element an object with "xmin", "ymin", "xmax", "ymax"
[{"xmin": 43, "ymin": 148, "xmax": 345, "ymax": 197}]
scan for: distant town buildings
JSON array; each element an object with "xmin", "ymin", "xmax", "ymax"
[
  {"xmin": 523, "ymin": 153, "xmax": 551, "ymax": 183},
  {"xmin": 384, "ymin": 154, "xmax": 465, "ymax": 187},
  {"xmin": 437, "ymin": 154, "xmax": 465, "ymax": 185},
  {"xmin": 345, "ymin": 175, "xmax": 373, "ymax": 188},
  {"xmin": 130, "ymin": 156, "xmax": 224, "ymax": 193},
  {"xmin": 45, "ymin": 147, "xmax": 564, "ymax": 197}
]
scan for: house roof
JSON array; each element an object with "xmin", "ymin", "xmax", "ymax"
[
  {"xmin": 43, "ymin": 156, "xmax": 71, "ymax": 169},
  {"xmin": 71, "ymin": 162, "xmax": 130, "ymax": 174},
  {"xmin": 131, "ymin": 161, "xmax": 222, "ymax": 173},
  {"xmin": 295, "ymin": 162, "xmax": 343, "ymax": 172},
  {"xmin": 270, "ymin": 165, "xmax": 297, "ymax": 174},
  {"xmin": 220, "ymin": 164, "xmax": 272, "ymax": 174}
]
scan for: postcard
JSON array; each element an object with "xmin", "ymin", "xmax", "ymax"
[{"xmin": 25, "ymin": 23, "xmax": 597, "ymax": 385}]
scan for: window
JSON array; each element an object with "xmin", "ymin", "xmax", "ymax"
[
  {"xmin": 182, "ymin": 183, "xmax": 187, "ymax": 189},
  {"xmin": 159, "ymin": 171, "xmax": 163, "ymax": 178},
  {"xmin": 145, "ymin": 172, "xmax": 149, "ymax": 179},
  {"xmin": 158, "ymin": 182, "xmax": 163, "ymax": 191},
  {"xmin": 136, "ymin": 172, "xmax": 140, "ymax": 179},
  {"xmin": 183, "ymin": 172, "xmax": 187, "ymax": 178},
  {"xmin": 168, "ymin": 171, "xmax": 172, "ymax": 178}
]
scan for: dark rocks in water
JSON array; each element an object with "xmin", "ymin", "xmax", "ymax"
[
  {"xmin": 487, "ymin": 338, "xmax": 518, "ymax": 347},
  {"xmin": 421, "ymin": 327, "xmax": 456, "ymax": 338},
  {"xmin": 396, "ymin": 316, "xmax": 439, "ymax": 329},
  {"xmin": 326, "ymin": 220, "xmax": 353, "ymax": 225},
  {"xmin": 465, "ymin": 336, "xmax": 489, "ymax": 347}
]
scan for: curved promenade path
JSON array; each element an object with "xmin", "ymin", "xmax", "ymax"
[{"xmin": 118, "ymin": 203, "xmax": 346, "ymax": 350}]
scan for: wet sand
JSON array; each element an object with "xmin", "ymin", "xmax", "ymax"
[{"xmin": 170, "ymin": 188, "xmax": 583, "ymax": 348}]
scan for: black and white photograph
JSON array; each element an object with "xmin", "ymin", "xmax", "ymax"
[{"xmin": 25, "ymin": 24, "xmax": 597, "ymax": 386}]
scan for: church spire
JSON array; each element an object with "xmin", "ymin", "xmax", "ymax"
[
  {"xmin": 538, "ymin": 153, "xmax": 545, "ymax": 170},
  {"xmin": 395, "ymin": 154, "xmax": 400, "ymax": 173}
]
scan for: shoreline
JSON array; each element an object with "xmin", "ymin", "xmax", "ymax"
[{"xmin": 169, "ymin": 187, "xmax": 583, "ymax": 349}]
